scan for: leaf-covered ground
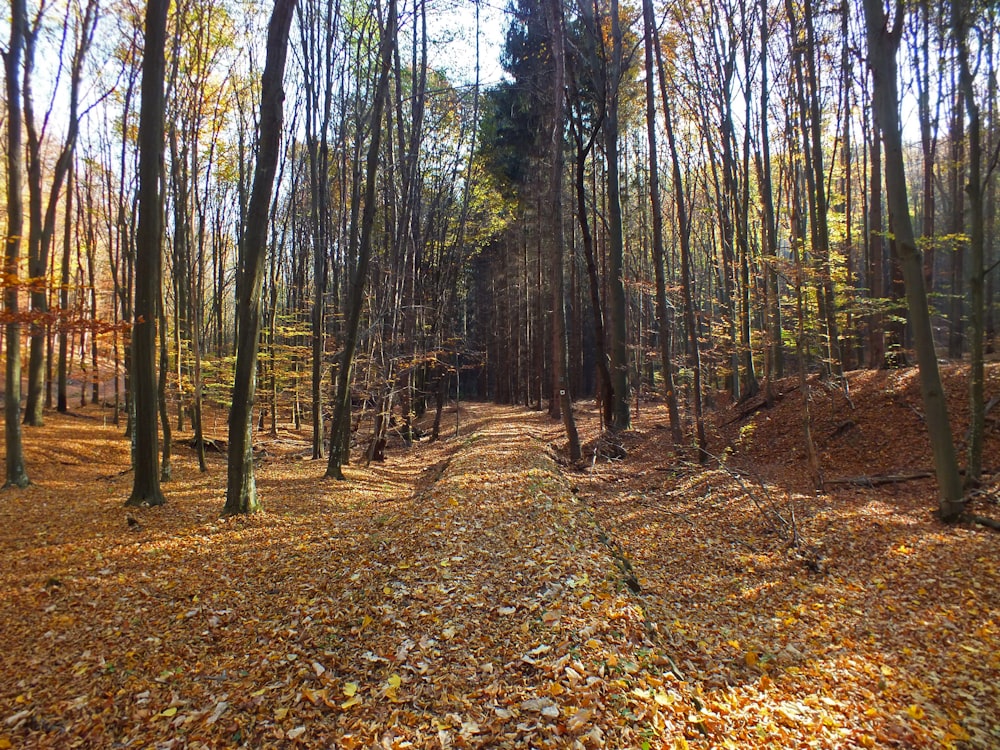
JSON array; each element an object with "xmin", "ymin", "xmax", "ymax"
[{"xmin": 1, "ymin": 364, "xmax": 998, "ymax": 748}]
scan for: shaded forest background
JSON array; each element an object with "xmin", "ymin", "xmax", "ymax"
[{"xmin": 1, "ymin": 0, "xmax": 999, "ymax": 506}]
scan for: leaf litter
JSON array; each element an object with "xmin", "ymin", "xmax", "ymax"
[{"xmin": 0, "ymin": 364, "xmax": 997, "ymax": 748}]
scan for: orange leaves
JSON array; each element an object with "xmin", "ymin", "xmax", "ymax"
[{"xmin": 1, "ymin": 400, "xmax": 998, "ymax": 748}]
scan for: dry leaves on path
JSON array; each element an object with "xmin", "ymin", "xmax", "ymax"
[{"xmin": 2, "ymin": 369, "xmax": 999, "ymax": 749}]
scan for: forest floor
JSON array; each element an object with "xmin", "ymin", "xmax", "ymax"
[{"xmin": 0, "ymin": 363, "xmax": 998, "ymax": 749}]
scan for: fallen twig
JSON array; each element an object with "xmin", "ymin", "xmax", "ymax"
[{"xmin": 824, "ymin": 471, "xmax": 932, "ymax": 487}]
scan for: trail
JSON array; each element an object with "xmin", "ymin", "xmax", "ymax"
[{"xmin": 0, "ymin": 404, "xmax": 688, "ymax": 749}]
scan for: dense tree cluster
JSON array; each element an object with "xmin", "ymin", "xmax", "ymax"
[{"xmin": 1, "ymin": 0, "xmax": 997, "ymax": 517}]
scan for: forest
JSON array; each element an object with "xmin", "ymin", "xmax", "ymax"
[{"xmin": 1, "ymin": 0, "xmax": 999, "ymax": 746}]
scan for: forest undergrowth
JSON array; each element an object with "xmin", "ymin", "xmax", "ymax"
[{"xmin": 0, "ymin": 364, "xmax": 998, "ymax": 748}]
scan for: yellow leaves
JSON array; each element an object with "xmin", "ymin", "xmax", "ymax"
[
  {"xmin": 157, "ymin": 707, "xmax": 177, "ymax": 718},
  {"xmin": 0, "ymin": 738, "xmax": 12, "ymax": 749},
  {"xmin": 744, "ymin": 650, "xmax": 759, "ymax": 668},
  {"xmin": 342, "ymin": 681, "xmax": 358, "ymax": 697},
  {"xmin": 945, "ymin": 722, "xmax": 972, "ymax": 742},
  {"xmin": 904, "ymin": 704, "xmax": 925, "ymax": 720},
  {"xmin": 340, "ymin": 695, "xmax": 362, "ymax": 709}
]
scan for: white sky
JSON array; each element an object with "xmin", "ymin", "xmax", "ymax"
[{"xmin": 425, "ymin": 0, "xmax": 508, "ymax": 88}]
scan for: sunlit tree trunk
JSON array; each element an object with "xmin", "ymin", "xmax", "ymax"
[
  {"xmin": 655, "ymin": 27, "xmax": 707, "ymax": 461},
  {"xmin": 126, "ymin": 0, "xmax": 169, "ymax": 507},
  {"xmin": 863, "ymin": 0, "xmax": 963, "ymax": 521},
  {"xmin": 326, "ymin": 0, "xmax": 395, "ymax": 479},
  {"xmin": 3, "ymin": 0, "xmax": 30, "ymax": 488},
  {"xmin": 224, "ymin": 0, "xmax": 297, "ymax": 515},
  {"xmin": 641, "ymin": 0, "xmax": 682, "ymax": 445}
]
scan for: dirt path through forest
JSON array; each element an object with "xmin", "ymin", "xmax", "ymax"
[
  {"xmin": 2, "ymin": 398, "xmax": 997, "ymax": 748},
  {"xmin": 0, "ymin": 403, "xmax": 683, "ymax": 749}
]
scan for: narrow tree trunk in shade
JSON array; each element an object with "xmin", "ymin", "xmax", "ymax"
[
  {"xmin": 947, "ymin": 90, "xmax": 966, "ymax": 360},
  {"xmin": 545, "ymin": 0, "xmax": 581, "ymax": 461},
  {"xmin": 157, "ymin": 285, "xmax": 172, "ymax": 482},
  {"xmin": 952, "ymin": 0, "xmax": 985, "ymax": 486},
  {"xmin": 604, "ymin": 0, "xmax": 630, "ymax": 431},
  {"xmin": 223, "ymin": 0, "xmax": 297, "ymax": 515},
  {"xmin": 126, "ymin": 0, "xmax": 169, "ymax": 508},
  {"xmin": 654, "ymin": 23, "xmax": 706, "ymax": 461},
  {"xmin": 326, "ymin": 0, "xmax": 395, "ymax": 480},
  {"xmin": 641, "ymin": 0, "xmax": 681, "ymax": 446},
  {"xmin": 915, "ymin": 0, "xmax": 936, "ymax": 293},
  {"xmin": 863, "ymin": 0, "xmax": 963, "ymax": 521},
  {"xmin": 757, "ymin": 0, "xmax": 782, "ymax": 388},
  {"xmin": 3, "ymin": 0, "xmax": 30, "ymax": 487},
  {"xmin": 57, "ymin": 160, "xmax": 73, "ymax": 413},
  {"xmin": 867, "ymin": 116, "xmax": 886, "ymax": 368}
]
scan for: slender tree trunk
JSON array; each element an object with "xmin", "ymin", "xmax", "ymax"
[
  {"xmin": 867, "ymin": 112, "xmax": 886, "ymax": 368},
  {"xmin": 642, "ymin": 0, "xmax": 682, "ymax": 445},
  {"xmin": 326, "ymin": 0, "xmax": 395, "ymax": 479},
  {"xmin": 863, "ymin": 0, "xmax": 963, "ymax": 520},
  {"xmin": 604, "ymin": 0, "xmax": 630, "ymax": 431},
  {"xmin": 126, "ymin": 0, "xmax": 169, "ymax": 507},
  {"xmin": 546, "ymin": 0, "xmax": 581, "ymax": 461},
  {"xmin": 3, "ymin": 0, "xmax": 30, "ymax": 487},
  {"xmin": 223, "ymin": 0, "xmax": 297, "ymax": 515},
  {"xmin": 655, "ymin": 28, "xmax": 707, "ymax": 460},
  {"xmin": 758, "ymin": 0, "xmax": 782, "ymax": 389},
  {"xmin": 952, "ymin": 0, "xmax": 985, "ymax": 486},
  {"xmin": 157, "ymin": 285, "xmax": 171, "ymax": 482},
  {"xmin": 948, "ymin": 88, "xmax": 966, "ymax": 360}
]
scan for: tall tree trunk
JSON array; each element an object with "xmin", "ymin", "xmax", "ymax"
[
  {"xmin": 655, "ymin": 28, "xmax": 707, "ymax": 461},
  {"xmin": 604, "ymin": 0, "xmax": 630, "ymax": 431},
  {"xmin": 22, "ymin": 0, "xmax": 98, "ymax": 425},
  {"xmin": 867, "ymin": 111, "xmax": 887, "ymax": 368},
  {"xmin": 326, "ymin": 0, "xmax": 395, "ymax": 479},
  {"xmin": 642, "ymin": 0, "xmax": 682, "ymax": 445},
  {"xmin": 863, "ymin": 0, "xmax": 963, "ymax": 521},
  {"xmin": 948, "ymin": 86, "xmax": 966, "ymax": 360},
  {"xmin": 758, "ymin": 0, "xmax": 782, "ymax": 389},
  {"xmin": 546, "ymin": 0, "xmax": 581, "ymax": 460},
  {"xmin": 127, "ymin": 0, "xmax": 169, "ymax": 507},
  {"xmin": 57, "ymin": 155, "xmax": 74, "ymax": 413},
  {"xmin": 223, "ymin": 0, "xmax": 297, "ymax": 515},
  {"xmin": 952, "ymin": 0, "xmax": 985, "ymax": 486},
  {"xmin": 3, "ymin": 0, "xmax": 30, "ymax": 487}
]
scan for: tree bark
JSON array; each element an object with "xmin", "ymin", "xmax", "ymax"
[
  {"xmin": 326, "ymin": 0, "xmax": 396, "ymax": 479},
  {"xmin": 862, "ymin": 0, "xmax": 963, "ymax": 520},
  {"xmin": 654, "ymin": 21, "xmax": 707, "ymax": 460},
  {"xmin": 3, "ymin": 0, "xmax": 30, "ymax": 487},
  {"xmin": 642, "ymin": 0, "xmax": 682, "ymax": 446},
  {"xmin": 952, "ymin": 0, "xmax": 985, "ymax": 486},
  {"xmin": 126, "ymin": 0, "xmax": 169, "ymax": 507},
  {"xmin": 545, "ymin": 0, "xmax": 581, "ymax": 461},
  {"xmin": 223, "ymin": 0, "xmax": 297, "ymax": 515},
  {"xmin": 604, "ymin": 0, "xmax": 631, "ymax": 431}
]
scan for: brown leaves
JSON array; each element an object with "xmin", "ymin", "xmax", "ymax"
[{"xmin": 2, "ymin": 378, "xmax": 999, "ymax": 748}]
